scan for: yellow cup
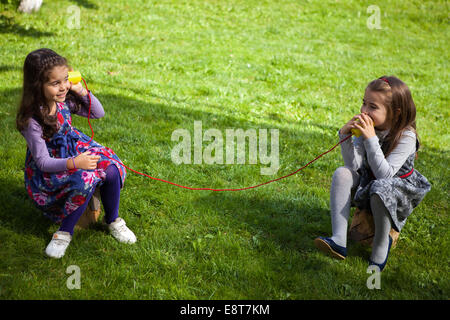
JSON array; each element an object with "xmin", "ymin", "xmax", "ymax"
[
  {"xmin": 350, "ymin": 118, "xmax": 361, "ymax": 137},
  {"xmin": 351, "ymin": 128, "xmax": 362, "ymax": 137},
  {"xmin": 68, "ymin": 71, "xmax": 82, "ymax": 84},
  {"xmin": 351, "ymin": 118, "xmax": 372, "ymax": 137}
]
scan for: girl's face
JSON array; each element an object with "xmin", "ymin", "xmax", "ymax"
[
  {"xmin": 43, "ymin": 65, "xmax": 70, "ymax": 107},
  {"xmin": 360, "ymin": 88, "xmax": 389, "ymax": 130}
]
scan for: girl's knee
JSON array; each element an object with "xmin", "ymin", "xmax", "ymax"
[
  {"xmin": 369, "ymin": 181, "xmax": 386, "ymax": 207},
  {"xmin": 333, "ymin": 166, "xmax": 358, "ymax": 182},
  {"xmin": 370, "ymin": 193, "xmax": 389, "ymax": 216},
  {"xmin": 104, "ymin": 165, "xmax": 120, "ymax": 183},
  {"xmin": 370, "ymin": 193, "xmax": 383, "ymax": 206}
]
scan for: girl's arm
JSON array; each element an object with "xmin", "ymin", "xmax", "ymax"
[
  {"xmin": 21, "ymin": 119, "xmax": 68, "ymax": 172},
  {"xmin": 364, "ymin": 131, "xmax": 416, "ymax": 179},
  {"xmin": 67, "ymin": 91, "xmax": 105, "ymax": 119},
  {"xmin": 338, "ymin": 129, "xmax": 365, "ymax": 170}
]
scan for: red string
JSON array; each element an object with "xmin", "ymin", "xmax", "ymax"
[{"xmin": 77, "ymin": 78, "xmax": 353, "ymax": 191}]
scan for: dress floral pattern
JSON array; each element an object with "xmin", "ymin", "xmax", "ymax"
[{"xmin": 24, "ymin": 101, "xmax": 126, "ymax": 223}]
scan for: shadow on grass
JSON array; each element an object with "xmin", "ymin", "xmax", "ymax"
[
  {"xmin": 0, "ymin": 0, "xmax": 98, "ymax": 38},
  {"xmin": 0, "ymin": 85, "xmax": 447, "ymax": 299},
  {"xmin": 1, "ymin": 87, "xmax": 445, "ymax": 269},
  {"xmin": 0, "ymin": 177, "xmax": 54, "ymax": 239},
  {"xmin": 0, "ymin": 64, "xmax": 21, "ymax": 73},
  {"xmin": 69, "ymin": 0, "xmax": 99, "ymax": 10},
  {"xmin": 196, "ymin": 191, "xmax": 330, "ymax": 251},
  {"xmin": 0, "ymin": 14, "xmax": 54, "ymax": 37}
]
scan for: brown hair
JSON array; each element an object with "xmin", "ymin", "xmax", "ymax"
[
  {"xmin": 366, "ymin": 76, "xmax": 418, "ymax": 157},
  {"xmin": 16, "ymin": 48, "xmax": 82, "ymax": 140}
]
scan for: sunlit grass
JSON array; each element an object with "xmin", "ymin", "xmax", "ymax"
[{"xmin": 0, "ymin": 0, "xmax": 448, "ymax": 299}]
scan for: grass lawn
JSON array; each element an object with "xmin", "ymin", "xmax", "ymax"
[{"xmin": 0, "ymin": 0, "xmax": 448, "ymax": 299}]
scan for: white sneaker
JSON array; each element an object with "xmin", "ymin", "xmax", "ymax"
[
  {"xmin": 45, "ymin": 231, "xmax": 72, "ymax": 258},
  {"xmin": 107, "ymin": 217, "xmax": 137, "ymax": 244}
]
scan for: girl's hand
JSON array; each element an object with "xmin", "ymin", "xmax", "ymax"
[
  {"xmin": 69, "ymin": 81, "xmax": 87, "ymax": 97},
  {"xmin": 72, "ymin": 151, "xmax": 101, "ymax": 170},
  {"xmin": 353, "ymin": 113, "xmax": 376, "ymax": 139},
  {"xmin": 68, "ymin": 67, "xmax": 87, "ymax": 96},
  {"xmin": 340, "ymin": 115, "xmax": 360, "ymax": 135}
]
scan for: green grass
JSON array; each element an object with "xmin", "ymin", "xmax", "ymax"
[{"xmin": 0, "ymin": 0, "xmax": 449, "ymax": 299}]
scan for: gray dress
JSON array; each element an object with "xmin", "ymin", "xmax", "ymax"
[{"xmin": 352, "ymin": 138, "xmax": 431, "ymax": 232}]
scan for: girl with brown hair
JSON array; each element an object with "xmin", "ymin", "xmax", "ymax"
[
  {"xmin": 17, "ymin": 48, "xmax": 136, "ymax": 259},
  {"xmin": 314, "ymin": 76, "xmax": 431, "ymax": 271}
]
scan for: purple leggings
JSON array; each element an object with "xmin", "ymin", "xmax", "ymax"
[{"xmin": 59, "ymin": 164, "xmax": 121, "ymax": 235}]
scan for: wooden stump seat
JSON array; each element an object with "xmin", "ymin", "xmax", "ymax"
[
  {"xmin": 349, "ymin": 208, "xmax": 400, "ymax": 248},
  {"xmin": 75, "ymin": 188, "xmax": 101, "ymax": 229}
]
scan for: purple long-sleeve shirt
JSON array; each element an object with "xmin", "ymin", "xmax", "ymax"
[{"xmin": 21, "ymin": 91, "xmax": 104, "ymax": 173}]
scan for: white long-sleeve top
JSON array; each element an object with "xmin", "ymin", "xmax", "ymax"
[{"xmin": 338, "ymin": 129, "xmax": 417, "ymax": 180}]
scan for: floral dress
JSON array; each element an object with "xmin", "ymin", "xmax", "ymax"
[{"xmin": 24, "ymin": 101, "xmax": 126, "ymax": 223}]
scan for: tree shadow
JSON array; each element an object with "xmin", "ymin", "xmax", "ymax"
[
  {"xmin": 0, "ymin": 65, "xmax": 21, "ymax": 73},
  {"xmin": 0, "ymin": 14, "xmax": 54, "ymax": 37},
  {"xmin": 0, "ymin": 0, "xmax": 99, "ymax": 38},
  {"xmin": 69, "ymin": 0, "xmax": 98, "ymax": 10},
  {"xmin": 1, "ymin": 85, "xmax": 446, "ymax": 258},
  {"xmin": 1, "ymin": 85, "xmax": 342, "ymax": 243},
  {"xmin": 0, "ymin": 176, "xmax": 54, "ymax": 239},
  {"xmin": 195, "ymin": 191, "xmax": 331, "ymax": 252}
]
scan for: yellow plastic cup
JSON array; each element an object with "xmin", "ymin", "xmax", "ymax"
[
  {"xmin": 350, "ymin": 118, "xmax": 362, "ymax": 138},
  {"xmin": 68, "ymin": 71, "xmax": 82, "ymax": 84},
  {"xmin": 351, "ymin": 118, "xmax": 372, "ymax": 137},
  {"xmin": 351, "ymin": 128, "xmax": 362, "ymax": 137}
]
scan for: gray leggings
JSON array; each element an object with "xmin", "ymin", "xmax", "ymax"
[{"xmin": 330, "ymin": 166, "xmax": 392, "ymax": 262}]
